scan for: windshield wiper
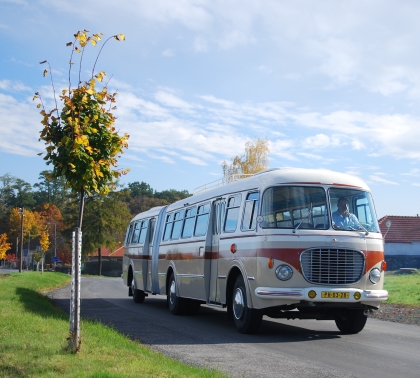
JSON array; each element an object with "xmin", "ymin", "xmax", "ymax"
[{"xmin": 294, "ymin": 204, "xmax": 312, "ymax": 233}]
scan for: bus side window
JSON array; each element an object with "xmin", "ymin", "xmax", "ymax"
[
  {"xmin": 125, "ymin": 224, "xmax": 133, "ymax": 245},
  {"xmin": 171, "ymin": 211, "xmax": 185, "ymax": 240},
  {"xmin": 241, "ymin": 192, "xmax": 259, "ymax": 231},
  {"xmin": 224, "ymin": 194, "xmax": 241, "ymax": 232},
  {"xmin": 131, "ymin": 221, "xmax": 141, "ymax": 244},
  {"xmin": 194, "ymin": 203, "xmax": 210, "ymax": 236},
  {"xmin": 163, "ymin": 214, "xmax": 174, "ymax": 241},
  {"xmin": 139, "ymin": 220, "xmax": 149, "ymax": 244},
  {"xmin": 149, "ymin": 218, "xmax": 156, "ymax": 243},
  {"xmin": 182, "ymin": 207, "xmax": 197, "ymax": 238}
]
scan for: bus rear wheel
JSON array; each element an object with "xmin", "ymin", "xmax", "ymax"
[
  {"xmin": 232, "ymin": 275, "xmax": 263, "ymax": 334},
  {"xmin": 334, "ymin": 309, "xmax": 367, "ymax": 334},
  {"xmin": 131, "ymin": 279, "xmax": 145, "ymax": 303},
  {"xmin": 167, "ymin": 272, "xmax": 187, "ymax": 315}
]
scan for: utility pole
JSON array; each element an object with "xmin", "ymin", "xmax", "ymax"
[
  {"xmin": 18, "ymin": 208, "xmax": 24, "ymax": 273},
  {"xmin": 27, "ymin": 232, "xmax": 30, "ymax": 270}
]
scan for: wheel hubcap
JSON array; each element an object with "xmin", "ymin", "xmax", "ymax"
[
  {"xmin": 170, "ymin": 280, "xmax": 176, "ymax": 306},
  {"xmin": 233, "ymin": 287, "xmax": 245, "ymax": 320}
]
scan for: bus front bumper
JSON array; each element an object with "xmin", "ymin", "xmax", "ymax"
[{"xmin": 255, "ymin": 287, "xmax": 389, "ymax": 303}]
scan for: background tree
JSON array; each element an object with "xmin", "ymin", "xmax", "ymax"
[
  {"xmin": 82, "ymin": 194, "xmax": 131, "ymax": 275},
  {"xmin": 0, "ymin": 174, "xmax": 35, "ymax": 210},
  {"xmin": 128, "ymin": 181, "xmax": 154, "ymax": 197},
  {"xmin": 222, "ymin": 137, "xmax": 270, "ymax": 181},
  {"xmin": 8, "ymin": 208, "xmax": 45, "ymax": 245},
  {"xmin": 37, "ymin": 228, "xmax": 50, "ymax": 273},
  {"xmin": 33, "ymin": 170, "xmax": 70, "ymax": 207},
  {"xmin": 0, "ymin": 233, "xmax": 11, "ymax": 262}
]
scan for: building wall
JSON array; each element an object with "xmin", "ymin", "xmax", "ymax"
[{"xmin": 385, "ymin": 241, "xmax": 420, "ymax": 256}]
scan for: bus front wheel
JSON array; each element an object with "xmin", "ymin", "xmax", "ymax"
[
  {"xmin": 334, "ymin": 309, "xmax": 367, "ymax": 334},
  {"xmin": 232, "ymin": 275, "xmax": 263, "ymax": 334}
]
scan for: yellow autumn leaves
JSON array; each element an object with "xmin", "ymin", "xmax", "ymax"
[{"xmin": 35, "ymin": 30, "xmax": 129, "ymax": 196}]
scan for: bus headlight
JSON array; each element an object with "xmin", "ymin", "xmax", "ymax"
[
  {"xmin": 275, "ymin": 265, "xmax": 293, "ymax": 281},
  {"xmin": 369, "ymin": 268, "xmax": 381, "ymax": 284}
]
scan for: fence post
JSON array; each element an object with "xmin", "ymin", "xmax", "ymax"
[{"xmin": 69, "ymin": 227, "xmax": 82, "ymax": 352}]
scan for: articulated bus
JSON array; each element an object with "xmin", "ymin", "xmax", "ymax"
[{"xmin": 122, "ymin": 168, "xmax": 388, "ymax": 334}]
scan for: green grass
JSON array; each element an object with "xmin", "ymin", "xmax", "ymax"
[
  {"xmin": 384, "ymin": 270, "xmax": 420, "ymax": 307},
  {"xmin": 0, "ymin": 272, "xmax": 226, "ymax": 378}
]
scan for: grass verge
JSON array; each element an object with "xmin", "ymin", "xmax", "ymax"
[
  {"xmin": 384, "ymin": 270, "xmax": 420, "ymax": 307},
  {"xmin": 0, "ymin": 271, "xmax": 225, "ymax": 378}
]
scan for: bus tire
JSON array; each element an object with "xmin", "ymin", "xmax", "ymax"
[
  {"xmin": 334, "ymin": 309, "xmax": 367, "ymax": 334},
  {"xmin": 167, "ymin": 272, "xmax": 186, "ymax": 315},
  {"xmin": 232, "ymin": 275, "xmax": 263, "ymax": 334},
  {"xmin": 132, "ymin": 279, "xmax": 145, "ymax": 303}
]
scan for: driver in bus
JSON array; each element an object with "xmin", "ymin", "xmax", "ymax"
[{"xmin": 332, "ymin": 197, "xmax": 359, "ymax": 229}]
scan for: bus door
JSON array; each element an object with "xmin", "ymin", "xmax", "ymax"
[
  {"xmin": 142, "ymin": 218, "xmax": 155, "ymax": 292},
  {"xmin": 208, "ymin": 198, "xmax": 226, "ymax": 304}
]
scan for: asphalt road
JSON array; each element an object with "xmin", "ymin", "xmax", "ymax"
[{"xmin": 47, "ymin": 276, "xmax": 420, "ymax": 378}]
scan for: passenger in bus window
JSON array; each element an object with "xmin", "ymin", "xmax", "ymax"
[{"xmin": 332, "ymin": 197, "xmax": 359, "ymax": 229}]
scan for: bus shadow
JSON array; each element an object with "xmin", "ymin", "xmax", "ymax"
[{"xmin": 51, "ymin": 295, "xmax": 342, "ymax": 346}]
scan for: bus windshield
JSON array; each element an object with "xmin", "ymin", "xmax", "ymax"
[
  {"xmin": 260, "ymin": 186, "xmax": 329, "ymax": 229},
  {"xmin": 329, "ymin": 188, "xmax": 380, "ymax": 232}
]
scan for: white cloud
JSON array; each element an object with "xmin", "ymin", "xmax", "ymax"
[
  {"xmin": 369, "ymin": 175, "xmax": 399, "ymax": 185},
  {"xmin": 154, "ymin": 90, "xmax": 194, "ymax": 110},
  {"xmin": 301, "ymin": 134, "xmax": 340, "ymax": 149},
  {"xmin": 180, "ymin": 156, "xmax": 208, "ymax": 166},
  {"xmin": 402, "ymin": 168, "xmax": 420, "ymax": 177},
  {"xmin": 0, "ymin": 80, "xmax": 32, "ymax": 92}
]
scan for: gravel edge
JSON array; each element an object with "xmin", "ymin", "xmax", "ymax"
[{"xmin": 369, "ymin": 304, "xmax": 420, "ymax": 326}]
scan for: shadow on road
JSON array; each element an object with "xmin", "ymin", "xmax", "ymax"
[{"xmin": 50, "ymin": 294, "xmax": 342, "ymax": 346}]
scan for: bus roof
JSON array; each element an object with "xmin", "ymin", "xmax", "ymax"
[{"xmin": 130, "ymin": 168, "xmax": 370, "ymax": 221}]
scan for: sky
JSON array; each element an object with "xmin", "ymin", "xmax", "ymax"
[{"xmin": 0, "ymin": 0, "xmax": 420, "ymax": 219}]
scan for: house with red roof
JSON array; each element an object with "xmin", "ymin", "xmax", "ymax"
[
  {"xmin": 378, "ymin": 215, "xmax": 420, "ymax": 269},
  {"xmin": 84, "ymin": 245, "xmax": 124, "ymax": 276}
]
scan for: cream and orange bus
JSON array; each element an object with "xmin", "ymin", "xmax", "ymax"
[{"xmin": 122, "ymin": 168, "xmax": 388, "ymax": 334}]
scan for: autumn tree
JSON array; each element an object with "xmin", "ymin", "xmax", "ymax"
[
  {"xmin": 8, "ymin": 208, "xmax": 45, "ymax": 243},
  {"xmin": 34, "ymin": 30, "xmax": 128, "ymax": 352},
  {"xmin": 0, "ymin": 233, "xmax": 11, "ymax": 262},
  {"xmin": 35, "ymin": 30, "xmax": 129, "ymax": 229},
  {"xmin": 222, "ymin": 137, "xmax": 270, "ymax": 182}
]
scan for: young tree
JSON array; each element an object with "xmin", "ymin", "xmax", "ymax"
[
  {"xmin": 34, "ymin": 30, "xmax": 128, "ymax": 352},
  {"xmin": 222, "ymin": 137, "xmax": 270, "ymax": 181}
]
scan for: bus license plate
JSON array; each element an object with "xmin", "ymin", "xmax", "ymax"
[{"xmin": 321, "ymin": 291, "xmax": 349, "ymax": 299}]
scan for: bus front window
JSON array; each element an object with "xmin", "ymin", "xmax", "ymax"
[
  {"xmin": 261, "ymin": 186, "xmax": 329, "ymax": 229},
  {"xmin": 329, "ymin": 189, "xmax": 380, "ymax": 232}
]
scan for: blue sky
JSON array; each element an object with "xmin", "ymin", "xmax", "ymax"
[{"xmin": 1, "ymin": 0, "xmax": 419, "ymax": 218}]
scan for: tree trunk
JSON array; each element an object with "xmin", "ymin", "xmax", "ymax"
[
  {"xmin": 77, "ymin": 189, "xmax": 85, "ymax": 229},
  {"xmin": 98, "ymin": 247, "xmax": 102, "ymax": 276}
]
